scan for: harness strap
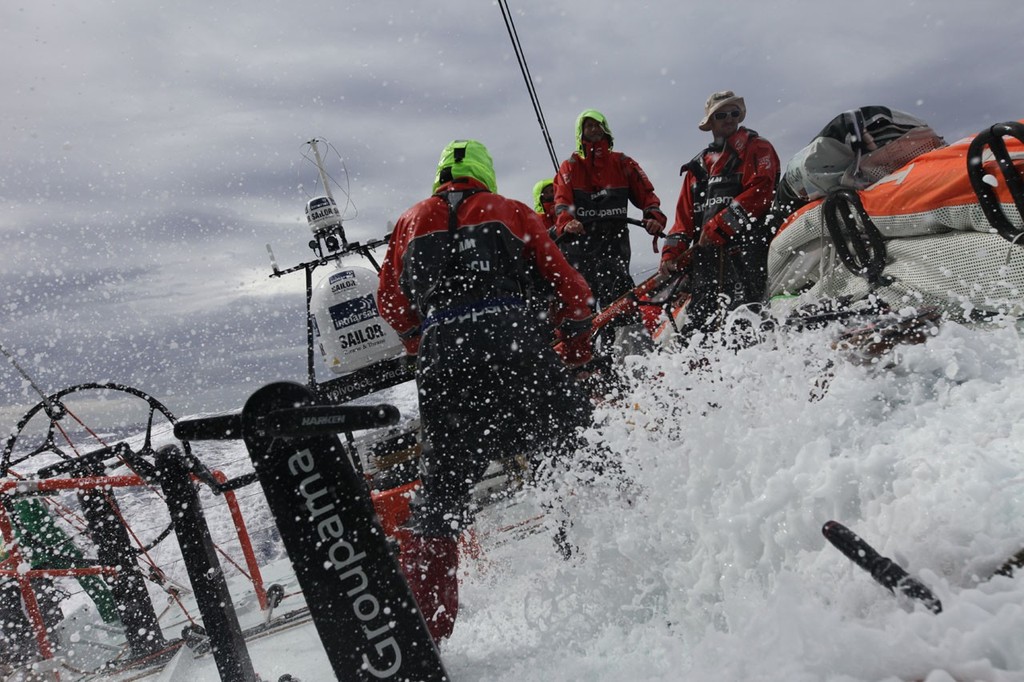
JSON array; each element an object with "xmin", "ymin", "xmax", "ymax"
[
  {"xmin": 418, "ymin": 188, "xmax": 485, "ymax": 307},
  {"xmin": 422, "ymin": 296, "xmax": 526, "ymax": 330},
  {"xmin": 685, "ymin": 141, "xmax": 744, "ymax": 233},
  {"xmin": 419, "ymin": 187, "xmax": 532, "ymax": 329}
]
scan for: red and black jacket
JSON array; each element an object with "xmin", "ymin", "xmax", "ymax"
[
  {"xmin": 378, "ymin": 179, "xmax": 593, "ymax": 360},
  {"xmin": 662, "ymin": 127, "xmax": 780, "ymax": 262},
  {"xmin": 552, "ymin": 139, "xmax": 665, "ymax": 237}
]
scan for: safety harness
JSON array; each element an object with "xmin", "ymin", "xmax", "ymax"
[{"xmin": 419, "ymin": 182, "xmax": 526, "ymax": 331}]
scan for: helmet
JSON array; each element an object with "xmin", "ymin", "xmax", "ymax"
[{"xmin": 432, "ymin": 139, "xmax": 498, "ymax": 194}]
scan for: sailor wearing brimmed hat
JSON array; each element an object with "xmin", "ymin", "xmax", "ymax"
[
  {"xmin": 698, "ymin": 90, "xmax": 747, "ymax": 132},
  {"xmin": 659, "ymin": 91, "xmax": 780, "ymax": 336}
]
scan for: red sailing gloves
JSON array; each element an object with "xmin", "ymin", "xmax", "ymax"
[
  {"xmin": 555, "ymin": 209, "xmax": 666, "ymax": 243},
  {"xmin": 697, "ymin": 213, "xmax": 735, "ymax": 247},
  {"xmin": 659, "ymin": 233, "xmax": 693, "ymax": 276},
  {"xmin": 553, "ymin": 218, "xmax": 586, "ymax": 240},
  {"xmin": 398, "ymin": 327, "xmax": 421, "ymax": 356},
  {"xmin": 554, "ymin": 316, "xmax": 594, "ymax": 368},
  {"xmin": 642, "ymin": 208, "xmax": 668, "ymax": 236},
  {"xmin": 643, "ymin": 208, "xmax": 669, "ymax": 253}
]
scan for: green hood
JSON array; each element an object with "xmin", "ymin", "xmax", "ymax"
[
  {"xmin": 532, "ymin": 178, "xmax": 554, "ymax": 214},
  {"xmin": 432, "ymin": 139, "xmax": 498, "ymax": 194},
  {"xmin": 575, "ymin": 109, "xmax": 614, "ymax": 156}
]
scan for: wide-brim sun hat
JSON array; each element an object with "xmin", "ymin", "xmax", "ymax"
[{"xmin": 698, "ymin": 90, "xmax": 746, "ymax": 131}]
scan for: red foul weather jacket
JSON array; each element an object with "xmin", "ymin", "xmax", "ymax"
[
  {"xmin": 663, "ymin": 127, "xmax": 780, "ymax": 262},
  {"xmin": 552, "ymin": 138, "xmax": 665, "ymax": 312},
  {"xmin": 377, "ymin": 178, "xmax": 593, "ymax": 363},
  {"xmin": 553, "ymin": 138, "xmax": 664, "ymax": 235}
]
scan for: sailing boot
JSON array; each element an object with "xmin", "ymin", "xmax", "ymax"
[{"xmin": 398, "ymin": 534, "xmax": 459, "ymax": 643}]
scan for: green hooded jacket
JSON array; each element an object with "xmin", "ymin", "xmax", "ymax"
[
  {"xmin": 575, "ymin": 109, "xmax": 615, "ymax": 157},
  {"xmin": 432, "ymin": 139, "xmax": 498, "ymax": 194},
  {"xmin": 532, "ymin": 178, "xmax": 554, "ymax": 214}
]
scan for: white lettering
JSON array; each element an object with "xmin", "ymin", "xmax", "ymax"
[
  {"xmin": 292, "ymin": 460, "xmax": 406, "ymax": 677},
  {"xmin": 575, "ymin": 205, "xmax": 628, "ymax": 220},
  {"xmin": 353, "ymin": 593, "xmax": 380, "ymax": 621},
  {"xmin": 363, "ymin": 637, "xmax": 402, "ymax": 679},
  {"xmin": 317, "ymin": 515, "xmax": 344, "ymax": 542},
  {"xmin": 328, "ymin": 538, "xmax": 367, "ymax": 574},
  {"xmin": 287, "ymin": 449, "xmax": 315, "ymax": 475},
  {"xmin": 301, "ymin": 415, "xmax": 349, "ymax": 426},
  {"xmin": 298, "ymin": 473, "xmax": 335, "ymax": 519}
]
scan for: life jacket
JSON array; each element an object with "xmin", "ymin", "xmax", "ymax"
[
  {"xmin": 414, "ymin": 187, "xmax": 528, "ymax": 324},
  {"xmin": 684, "ymin": 132, "xmax": 759, "ymax": 233}
]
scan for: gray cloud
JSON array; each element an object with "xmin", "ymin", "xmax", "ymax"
[{"xmin": 2, "ymin": 0, "xmax": 1022, "ymax": 430}]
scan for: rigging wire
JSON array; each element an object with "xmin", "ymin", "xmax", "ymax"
[
  {"xmin": 0, "ymin": 341, "xmax": 60, "ymax": 420},
  {"xmin": 298, "ymin": 138, "xmax": 358, "ymax": 221},
  {"xmin": 497, "ymin": 0, "xmax": 559, "ymax": 174}
]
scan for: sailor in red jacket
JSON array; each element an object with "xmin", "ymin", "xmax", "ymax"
[
  {"xmin": 660, "ymin": 91, "xmax": 780, "ymax": 335},
  {"xmin": 553, "ymin": 109, "xmax": 667, "ymax": 354},
  {"xmin": 377, "ymin": 139, "xmax": 595, "ymax": 642},
  {"xmin": 533, "ymin": 177, "xmax": 557, "ymax": 229},
  {"xmin": 525, "ymin": 177, "xmax": 559, "ymax": 325}
]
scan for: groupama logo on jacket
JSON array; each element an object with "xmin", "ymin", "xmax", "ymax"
[{"xmin": 432, "ymin": 139, "xmax": 498, "ymax": 194}]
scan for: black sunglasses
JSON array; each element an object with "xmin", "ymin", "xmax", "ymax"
[{"xmin": 713, "ymin": 110, "xmax": 742, "ymax": 121}]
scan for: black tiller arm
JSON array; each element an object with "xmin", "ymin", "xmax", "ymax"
[
  {"xmin": 174, "ymin": 404, "xmax": 399, "ymax": 441},
  {"xmin": 822, "ymin": 520, "xmax": 942, "ymax": 614}
]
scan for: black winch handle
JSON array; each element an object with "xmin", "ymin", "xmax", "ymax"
[
  {"xmin": 174, "ymin": 404, "xmax": 400, "ymax": 441},
  {"xmin": 254, "ymin": 404, "xmax": 400, "ymax": 437},
  {"xmin": 822, "ymin": 187, "xmax": 889, "ymax": 287},
  {"xmin": 174, "ymin": 413, "xmax": 244, "ymax": 441},
  {"xmin": 967, "ymin": 121, "xmax": 1024, "ymax": 245},
  {"xmin": 822, "ymin": 520, "xmax": 942, "ymax": 614}
]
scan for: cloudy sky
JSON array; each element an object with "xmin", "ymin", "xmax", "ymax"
[{"xmin": 1, "ymin": 0, "xmax": 1021, "ymax": 428}]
